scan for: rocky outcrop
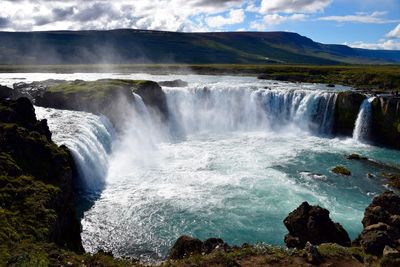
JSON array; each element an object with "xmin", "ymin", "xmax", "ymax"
[
  {"xmin": 131, "ymin": 80, "xmax": 169, "ymax": 121},
  {"xmin": 0, "ymin": 97, "xmax": 82, "ymax": 252},
  {"xmin": 332, "ymin": 91, "xmax": 365, "ymax": 136},
  {"xmin": 159, "ymin": 79, "xmax": 188, "ymax": 87},
  {"xmin": 0, "ymin": 85, "xmax": 13, "ymax": 99},
  {"xmin": 169, "ymin": 236, "xmax": 229, "ymax": 260},
  {"xmin": 355, "ymin": 191, "xmax": 400, "ymax": 256},
  {"xmin": 284, "ymin": 202, "xmax": 351, "ymax": 249},
  {"xmin": 3, "ymin": 79, "xmax": 170, "ymax": 128},
  {"xmin": 370, "ymin": 96, "xmax": 400, "ymax": 150}
]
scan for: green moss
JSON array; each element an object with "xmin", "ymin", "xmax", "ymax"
[{"xmin": 331, "ymin": 166, "xmax": 352, "ymax": 176}]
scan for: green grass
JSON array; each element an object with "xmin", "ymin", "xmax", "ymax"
[{"xmin": 1, "ymin": 64, "xmax": 399, "ymax": 91}]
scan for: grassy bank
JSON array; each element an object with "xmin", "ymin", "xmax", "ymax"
[{"xmin": 1, "ymin": 64, "xmax": 399, "ymax": 92}]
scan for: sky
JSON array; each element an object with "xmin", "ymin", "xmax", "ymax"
[{"xmin": 0, "ymin": 0, "xmax": 400, "ymax": 50}]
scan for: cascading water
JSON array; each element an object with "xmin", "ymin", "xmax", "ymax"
[
  {"xmin": 353, "ymin": 97, "xmax": 375, "ymax": 142},
  {"xmin": 10, "ymin": 74, "xmax": 396, "ymax": 263},
  {"xmin": 35, "ymin": 106, "xmax": 114, "ymax": 190},
  {"xmin": 165, "ymin": 85, "xmax": 338, "ymax": 136}
]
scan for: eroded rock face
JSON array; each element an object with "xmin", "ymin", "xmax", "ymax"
[
  {"xmin": 0, "ymin": 85, "xmax": 13, "ymax": 99},
  {"xmin": 169, "ymin": 236, "xmax": 230, "ymax": 260},
  {"xmin": 332, "ymin": 91, "xmax": 366, "ymax": 136},
  {"xmin": 356, "ymin": 191, "xmax": 400, "ymax": 255},
  {"xmin": 132, "ymin": 80, "xmax": 169, "ymax": 121},
  {"xmin": 371, "ymin": 97, "xmax": 400, "ymax": 150},
  {"xmin": 0, "ymin": 97, "xmax": 82, "ymax": 252},
  {"xmin": 283, "ymin": 202, "xmax": 351, "ymax": 249}
]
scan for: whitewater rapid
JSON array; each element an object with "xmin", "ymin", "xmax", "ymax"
[{"xmin": 7, "ymin": 73, "xmax": 397, "ymax": 262}]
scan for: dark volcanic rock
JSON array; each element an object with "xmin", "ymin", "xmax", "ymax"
[
  {"xmin": 132, "ymin": 81, "xmax": 169, "ymax": 121},
  {"xmin": 333, "ymin": 91, "xmax": 366, "ymax": 136},
  {"xmin": 356, "ymin": 191, "xmax": 400, "ymax": 255},
  {"xmin": 169, "ymin": 236, "xmax": 204, "ymax": 259},
  {"xmin": 159, "ymin": 79, "xmax": 188, "ymax": 87},
  {"xmin": 169, "ymin": 236, "xmax": 230, "ymax": 260},
  {"xmin": 0, "ymin": 97, "xmax": 82, "ymax": 252},
  {"xmin": 203, "ymin": 238, "xmax": 228, "ymax": 254},
  {"xmin": 284, "ymin": 202, "xmax": 351, "ymax": 248},
  {"xmin": 0, "ymin": 85, "xmax": 13, "ymax": 99},
  {"xmin": 370, "ymin": 96, "xmax": 400, "ymax": 150}
]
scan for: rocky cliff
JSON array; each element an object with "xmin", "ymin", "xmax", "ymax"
[
  {"xmin": 3, "ymin": 79, "xmax": 169, "ymax": 130},
  {"xmin": 371, "ymin": 96, "xmax": 400, "ymax": 150},
  {"xmin": 0, "ymin": 97, "xmax": 82, "ymax": 264}
]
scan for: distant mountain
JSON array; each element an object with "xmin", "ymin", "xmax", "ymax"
[{"xmin": 0, "ymin": 29, "xmax": 399, "ymax": 65}]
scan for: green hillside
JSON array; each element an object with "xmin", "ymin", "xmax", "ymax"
[{"xmin": 0, "ymin": 29, "xmax": 399, "ymax": 65}]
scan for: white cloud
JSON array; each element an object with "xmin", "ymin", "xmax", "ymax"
[
  {"xmin": 346, "ymin": 40, "xmax": 400, "ymax": 50},
  {"xmin": 318, "ymin": 11, "xmax": 399, "ymax": 24},
  {"xmin": 260, "ymin": 0, "xmax": 332, "ymax": 14},
  {"xmin": 250, "ymin": 13, "xmax": 306, "ymax": 30},
  {"xmin": 206, "ymin": 9, "xmax": 245, "ymax": 28},
  {"xmin": 386, "ymin": 24, "xmax": 400, "ymax": 38},
  {"xmin": 0, "ymin": 0, "xmax": 245, "ymax": 32}
]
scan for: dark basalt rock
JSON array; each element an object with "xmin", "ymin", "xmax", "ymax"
[
  {"xmin": 169, "ymin": 236, "xmax": 230, "ymax": 260},
  {"xmin": 347, "ymin": 153, "xmax": 368, "ymax": 160},
  {"xmin": 169, "ymin": 236, "xmax": 203, "ymax": 259},
  {"xmin": 331, "ymin": 165, "xmax": 352, "ymax": 176},
  {"xmin": 159, "ymin": 79, "xmax": 188, "ymax": 87},
  {"xmin": 370, "ymin": 96, "xmax": 400, "ymax": 150},
  {"xmin": 332, "ymin": 92, "xmax": 366, "ymax": 136},
  {"xmin": 283, "ymin": 202, "xmax": 351, "ymax": 249},
  {"xmin": 132, "ymin": 80, "xmax": 169, "ymax": 121},
  {"xmin": 0, "ymin": 85, "xmax": 13, "ymax": 99},
  {"xmin": 356, "ymin": 191, "xmax": 400, "ymax": 256},
  {"xmin": 0, "ymin": 97, "xmax": 82, "ymax": 252}
]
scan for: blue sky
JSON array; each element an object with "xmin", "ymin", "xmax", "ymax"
[{"xmin": 1, "ymin": 0, "xmax": 400, "ymax": 49}]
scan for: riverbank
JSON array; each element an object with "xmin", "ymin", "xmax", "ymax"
[{"xmin": 0, "ymin": 64, "xmax": 399, "ymax": 93}]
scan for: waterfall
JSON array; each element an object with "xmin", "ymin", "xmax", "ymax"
[
  {"xmin": 35, "ymin": 106, "xmax": 114, "ymax": 190},
  {"xmin": 353, "ymin": 97, "xmax": 375, "ymax": 142},
  {"xmin": 164, "ymin": 86, "xmax": 338, "ymax": 136}
]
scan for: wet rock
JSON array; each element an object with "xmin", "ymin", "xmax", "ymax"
[
  {"xmin": 357, "ymin": 191, "xmax": 400, "ymax": 256},
  {"xmin": 0, "ymin": 85, "xmax": 13, "ymax": 99},
  {"xmin": 331, "ymin": 166, "xmax": 351, "ymax": 176},
  {"xmin": 347, "ymin": 153, "xmax": 368, "ymax": 160},
  {"xmin": 326, "ymin": 84, "xmax": 335, "ymax": 88},
  {"xmin": 169, "ymin": 236, "xmax": 203, "ymax": 259},
  {"xmin": 159, "ymin": 79, "xmax": 188, "ymax": 87},
  {"xmin": 382, "ymin": 173, "xmax": 400, "ymax": 189},
  {"xmin": 333, "ymin": 92, "xmax": 366, "ymax": 136},
  {"xmin": 131, "ymin": 80, "xmax": 169, "ymax": 121},
  {"xmin": 370, "ymin": 96, "xmax": 400, "ymax": 150},
  {"xmin": 284, "ymin": 202, "xmax": 351, "ymax": 249}
]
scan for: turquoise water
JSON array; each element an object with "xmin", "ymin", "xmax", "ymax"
[{"xmin": 8, "ymin": 73, "xmax": 398, "ymax": 262}]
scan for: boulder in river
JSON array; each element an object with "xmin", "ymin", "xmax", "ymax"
[{"xmin": 283, "ymin": 202, "xmax": 351, "ymax": 248}]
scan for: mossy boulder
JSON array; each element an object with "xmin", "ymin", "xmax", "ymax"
[
  {"xmin": 332, "ymin": 91, "xmax": 366, "ymax": 136},
  {"xmin": 370, "ymin": 96, "xmax": 400, "ymax": 149},
  {"xmin": 332, "ymin": 166, "xmax": 352, "ymax": 176}
]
